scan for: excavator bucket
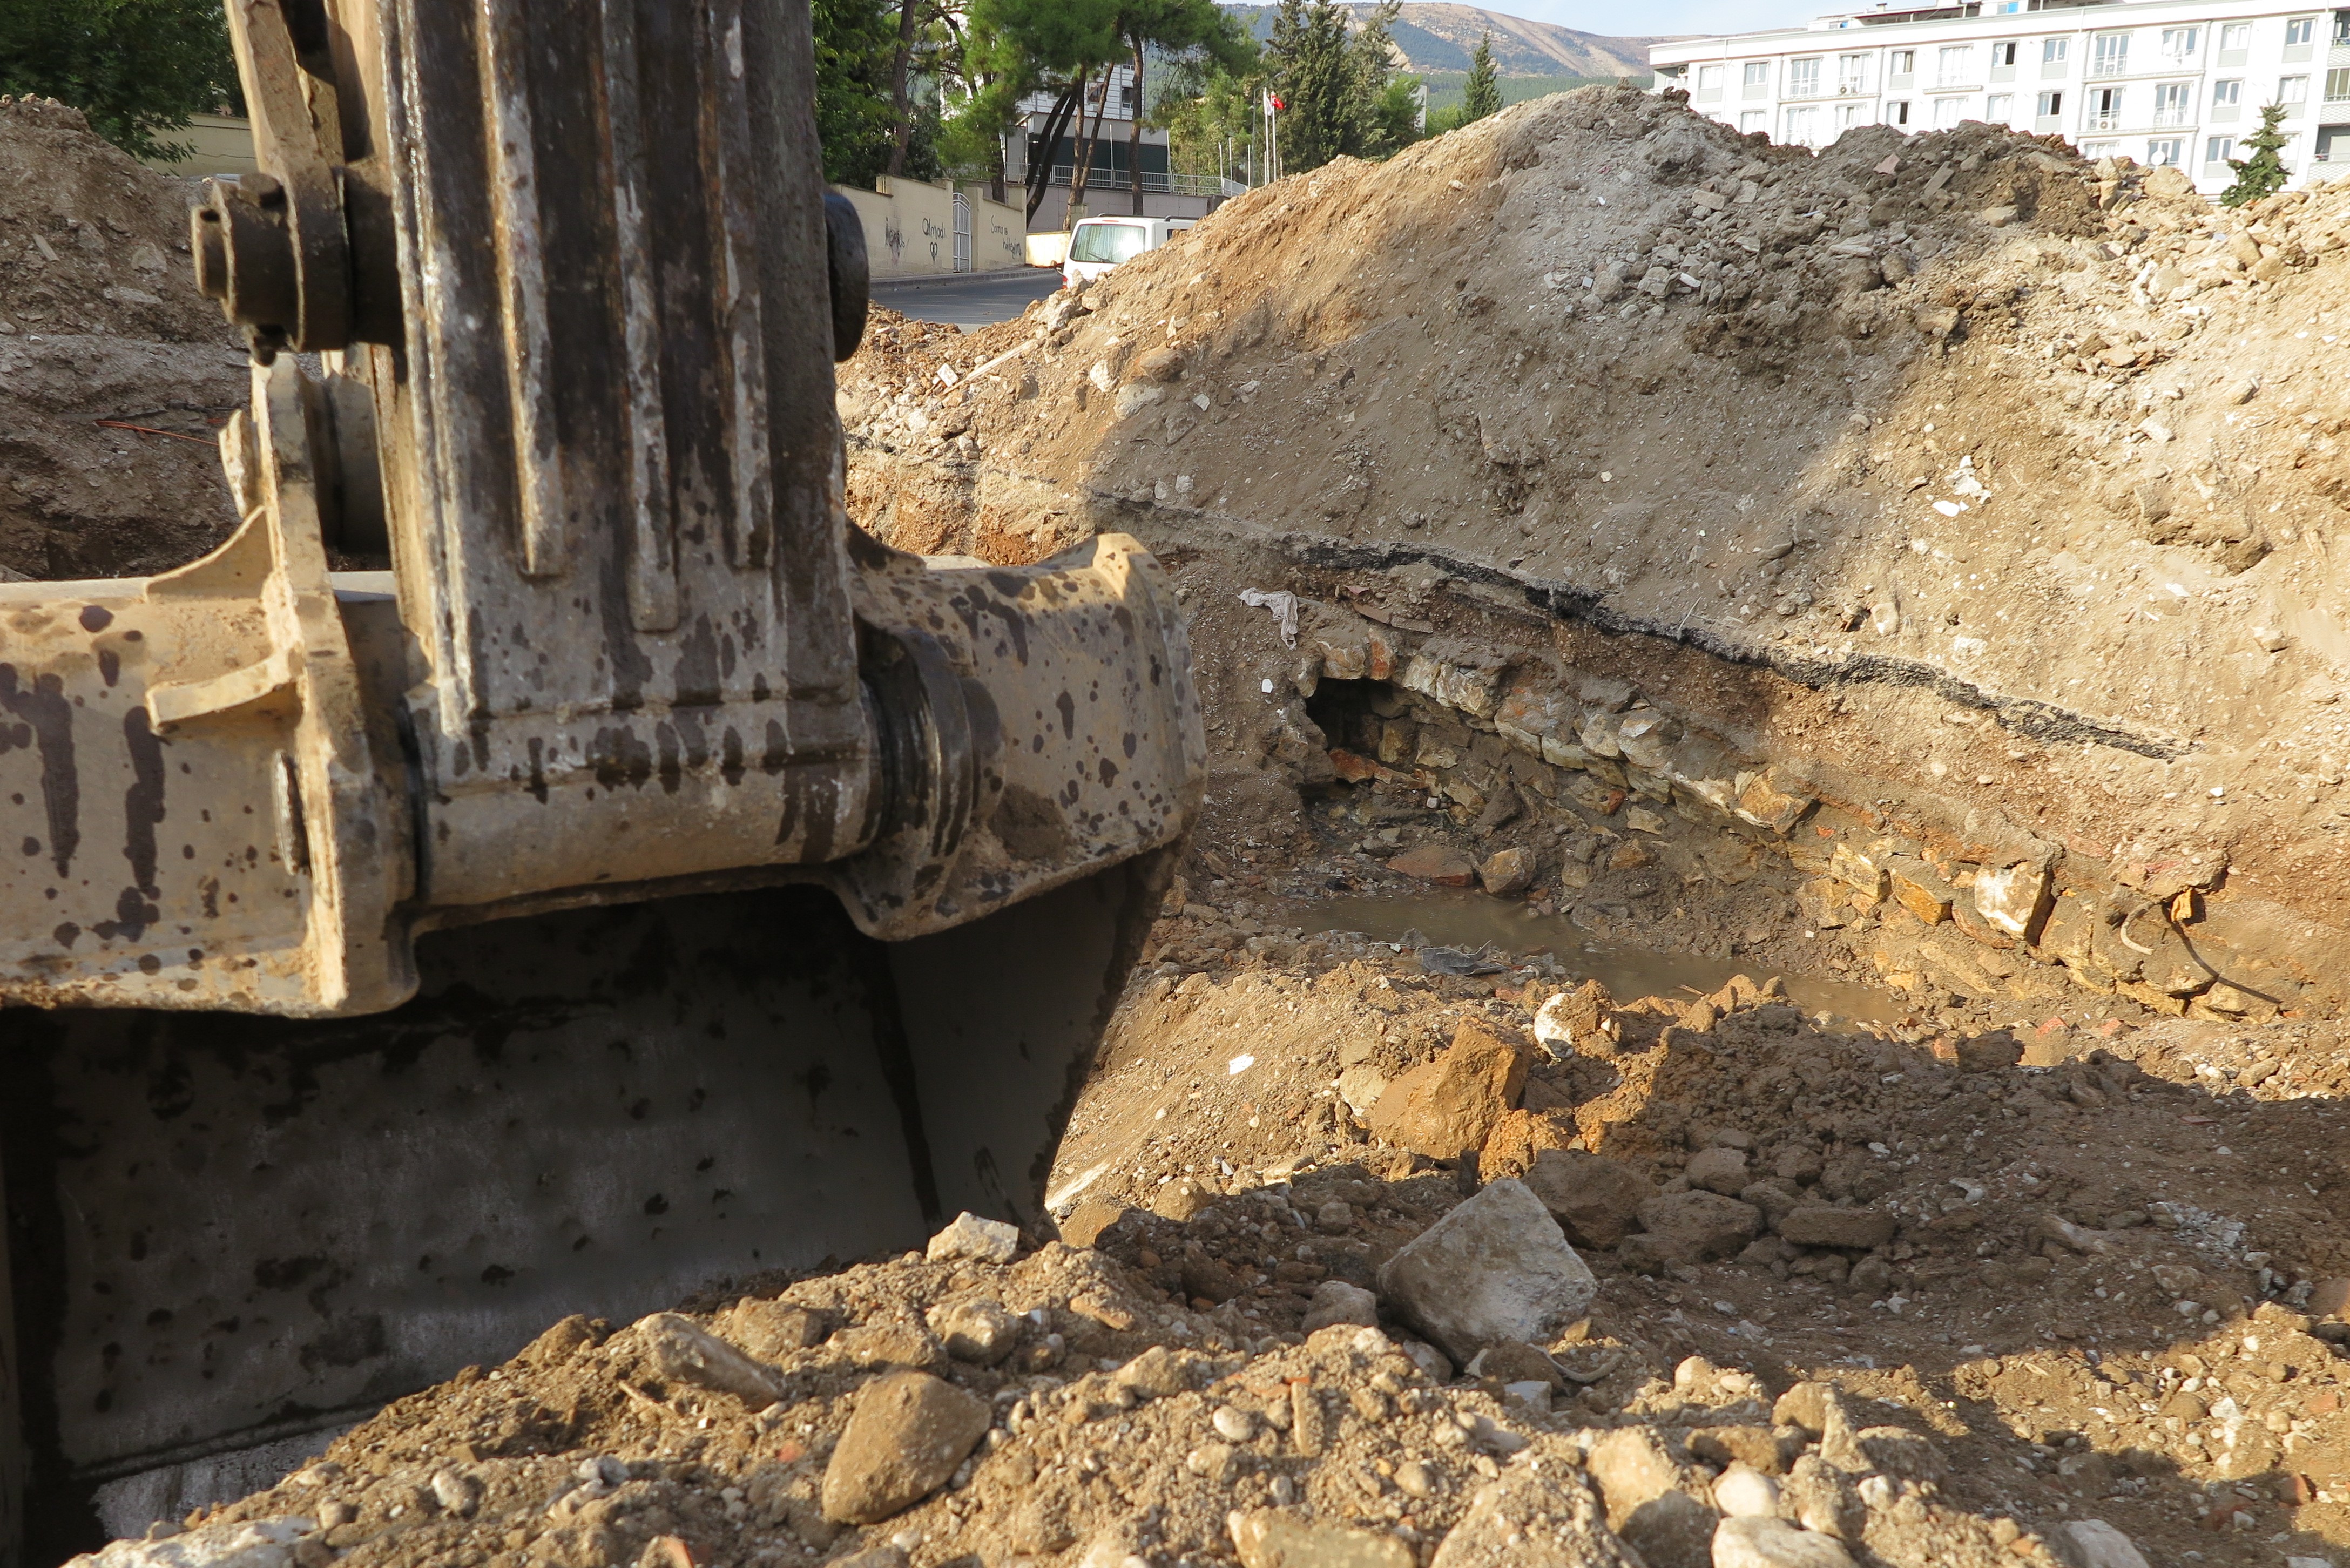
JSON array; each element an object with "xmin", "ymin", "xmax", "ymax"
[{"xmin": 0, "ymin": 0, "xmax": 1202, "ymax": 1550}]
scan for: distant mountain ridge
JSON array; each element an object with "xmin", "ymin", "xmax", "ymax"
[{"xmin": 1223, "ymin": 3, "xmax": 1671, "ymax": 79}]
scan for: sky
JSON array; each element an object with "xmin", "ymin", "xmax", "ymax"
[{"xmin": 1497, "ymin": 0, "xmax": 1821, "ymax": 38}]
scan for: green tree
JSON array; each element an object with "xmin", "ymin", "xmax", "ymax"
[
  {"xmin": 1265, "ymin": 0, "xmax": 1352, "ymax": 173},
  {"xmin": 0, "ymin": 0, "xmax": 237, "ymax": 160},
  {"xmin": 814, "ymin": 0, "xmax": 902, "ymax": 186},
  {"xmin": 1461, "ymin": 31, "xmax": 1501, "ymax": 124},
  {"xmin": 2220, "ymin": 103, "xmax": 2291, "ymax": 207},
  {"xmin": 1263, "ymin": 0, "xmax": 1407, "ymax": 174},
  {"xmin": 1364, "ymin": 75, "xmax": 1422, "ymax": 157},
  {"xmin": 1112, "ymin": 0, "xmax": 1253, "ymax": 212},
  {"xmin": 1349, "ymin": 1, "xmax": 1416, "ymax": 158},
  {"xmin": 953, "ymin": 0, "xmax": 1122, "ymax": 222}
]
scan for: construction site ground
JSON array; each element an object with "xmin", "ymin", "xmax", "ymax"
[{"xmin": 5, "ymin": 84, "xmax": 2349, "ymax": 1568}]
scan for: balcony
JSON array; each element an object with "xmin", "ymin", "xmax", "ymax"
[
  {"xmin": 2035, "ymin": 113, "xmax": 2064, "ymax": 131},
  {"xmin": 2152, "ymin": 106, "xmax": 2190, "ymax": 125},
  {"xmin": 2089, "ymin": 54, "xmax": 2130, "ymax": 78},
  {"xmin": 2087, "ymin": 112, "xmax": 2124, "ymax": 131},
  {"xmin": 1836, "ymin": 77, "xmax": 1870, "ymax": 95}
]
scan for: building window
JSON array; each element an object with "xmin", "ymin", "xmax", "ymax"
[
  {"xmin": 2091, "ymin": 34, "xmax": 2129, "ymax": 77},
  {"xmin": 1697, "ymin": 64, "xmax": 1725, "ymax": 91},
  {"xmin": 2327, "ymin": 67, "xmax": 2350, "ymax": 102},
  {"xmin": 2037, "ymin": 90, "xmax": 2064, "ymax": 115},
  {"xmin": 1740, "ymin": 110, "xmax": 1767, "ymax": 132},
  {"xmin": 1788, "ymin": 57, "xmax": 1822, "ymax": 97},
  {"xmin": 1839, "ymin": 103, "xmax": 1863, "ymax": 127},
  {"xmin": 2042, "ymin": 37, "xmax": 2069, "ymax": 64},
  {"xmin": 2153, "ymin": 82, "xmax": 2192, "ymax": 124},
  {"xmin": 2213, "ymin": 78, "xmax": 2242, "ymax": 106},
  {"xmin": 1987, "ymin": 92, "xmax": 2015, "ymax": 119},
  {"xmin": 2281, "ymin": 75, "xmax": 2310, "ymax": 107},
  {"xmin": 1992, "ymin": 41, "xmax": 2018, "ymax": 66},
  {"xmin": 1890, "ymin": 49, "xmax": 1915, "ymax": 75},
  {"xmin": 1937, "ymin": 44, "xmax": 1976, "ymax": 86},
  {"xmin": 2159, "ymin": 27, "xmax": 2200, "ymax": 58},
  {"xmin": 2206, "ymin": 134, "xmax": 2237, "ymax": 164},
  {"xmin": 1838, "ymin": 53, "xmax": 1870, "ymax": 94},
  {"xmin": 1888, "ymin": 99, "xmax": 1912, "ymax": 125},
  {"xmin": 2146, "ymin": 137, "xmax": 2183, "ymax": 165},
  {"xmin": 1784, "ymin": 105, "xmax": 1824, "ymax": 144},
  {"xmin": 2337, "ymin": 10, "xmax": 2350, "ymax": 43},
  {"xmin": 1744, "ymin": 61, "xmax": 1771, "ymax": 87},
  {"xmin": 1933, "ymin": 96, "xmax": 1967, "ymax": 127},
  {"xmin": 2220, "ymin": 23, "xmax": 2251, "ymax": 50},
  {"xmin": 2284, "ymin": 16, "xmax": 2315, "ymax": 45},
  {"xmin": 2088, "ymin": 84, "xmax": 2123, "ymax": 130}
]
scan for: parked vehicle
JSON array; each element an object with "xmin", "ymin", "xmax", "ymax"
[{"xmin": 1062, "ymin": 215, "xmax": 1195, "ymax": 286}]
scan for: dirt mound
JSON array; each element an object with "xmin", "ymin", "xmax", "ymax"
[
  {"xmin": 836, "ymin": 85, "xmax": 2350, "ymax": 1018},
  {"xmin": 0, "ymin": 96, "xmax": 227, "ymax": 342},
  {"xmin": 103, "ymin": 955, "xmax": 2350, "ymax": 1568},
  {"xmin": 0, "ymin": 96, "xmax": 243, "ymax": 578}
]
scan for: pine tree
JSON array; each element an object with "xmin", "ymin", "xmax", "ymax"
[
  {"xmin": 2220, "ymin": 103, "xmax": 2291, "ymax": 207},
  {"xmin": 1462, "ymin": 31, "xmax": 1502, "ymax": 123},
  {"xmin": 1266, "ymin": 0, "xmax": 1353, "ymax": 173}
]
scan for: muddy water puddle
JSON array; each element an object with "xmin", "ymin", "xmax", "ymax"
[{"xmin": 1275, "ymin": 890, "xmax": 1902, "ymax": 1025}]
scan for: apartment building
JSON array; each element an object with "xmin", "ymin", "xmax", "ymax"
[
  {"xmin": 1007, "ymin": 65, "xmax": 1226, "ymax": 230},
  {"xmin": 1652, "ymin": 0, "xmax": 2350, "ymax": 193}
]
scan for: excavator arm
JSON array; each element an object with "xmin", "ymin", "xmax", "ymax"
[{"xmin": 0, "ymin": 0, "xmax": 1200, "ymax": 1550}]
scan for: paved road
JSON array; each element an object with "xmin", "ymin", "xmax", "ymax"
[{"xmin": 872, "ymin": 268, "xmax": 1063, "ymax": 329}]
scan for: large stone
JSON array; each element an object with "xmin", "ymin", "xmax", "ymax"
[
  {"xmin": 1365, "ymin": 1019, "xmax": 1529, "ymax": 1159},
  {"xmin": 1302, "ymin": 1279, "xmax": 1380, "ymax": 1333},
  {"xmin": 1775, "ymin": 1205, "xmax": 1895, "ymax": 1250},
  {"xmin": 1883, "ymin": 857, "xmax": 1953, "ymax": 924},
  {"xmin": 1532, "ymin": 981, "xmax": 1612, "ymax": 1056},
  {"xmin": 1522, "ymin": 1148, "xmax": 1656, "ymax": 1248},
  {"xmin": 1231, "ymin": 1509, "xmax": 1416, "ymax": 1568},
  {"xmin": 1388, "ymin": 846, "xmax": 1477, "ymax": 886},
  {"xmin": 1972, "ymin": 861, "xmax": 2051, "ymax": 940},
  {"xmin": 1684, "ymin": 1146, "xmax": 1750, "ymax": 1196},
  {"xmin": 927, "ymin": 1211, "xmax": 1020, "ymax": 1265},
  {"xmin": 2054, "ymin": 1520, "xmax": 2150, "ymax": 1568},
  {"xmin": 1478, "ymin": 846, "xmax": 1534, "ymax": 895},
  {"xmin": 1635, "ymin": 1191, "xmax": 1764, "ymax": 1262},
  {"xmin": 64, "ymin": 1517, "xmax": 318, "ymax": 1568},
  {"xmin": 820, "ymin": 1371, "xmax": 991, "ymax": 1523},
  {"xmin": 639, "ymin": 1312, "xmax": 781, "ymax": 1403},
  {"xmin": 1711, "ymin": 1517, "xmax": 1856, "ymax": 1568},
  {"xmin": 1377, "ymin": 1179, "xmax": 1596, "ymax": 1363}
]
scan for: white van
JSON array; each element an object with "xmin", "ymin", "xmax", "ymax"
[{"xmin": 1061, "ymin": 215, "xmax": 1196, "ymax": 287}]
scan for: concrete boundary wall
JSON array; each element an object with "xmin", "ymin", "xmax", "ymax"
[{"xmin": 829, "ymin": 178, "xmax": 1030, "ymax": 278}]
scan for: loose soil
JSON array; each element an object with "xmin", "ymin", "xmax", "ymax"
[{"xmin": 18, "ymin": 82, "xmax": 2350, "ymax": 1568}]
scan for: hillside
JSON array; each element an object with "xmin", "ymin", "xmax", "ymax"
[{"xmin": 1225, "ymin": 2, "xmax": 1666, "ymax": 78}]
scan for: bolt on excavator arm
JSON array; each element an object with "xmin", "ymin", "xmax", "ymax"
[{"xmin": 0, "ymin": 0, "xmax": 1201, "ymax": 1550}]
